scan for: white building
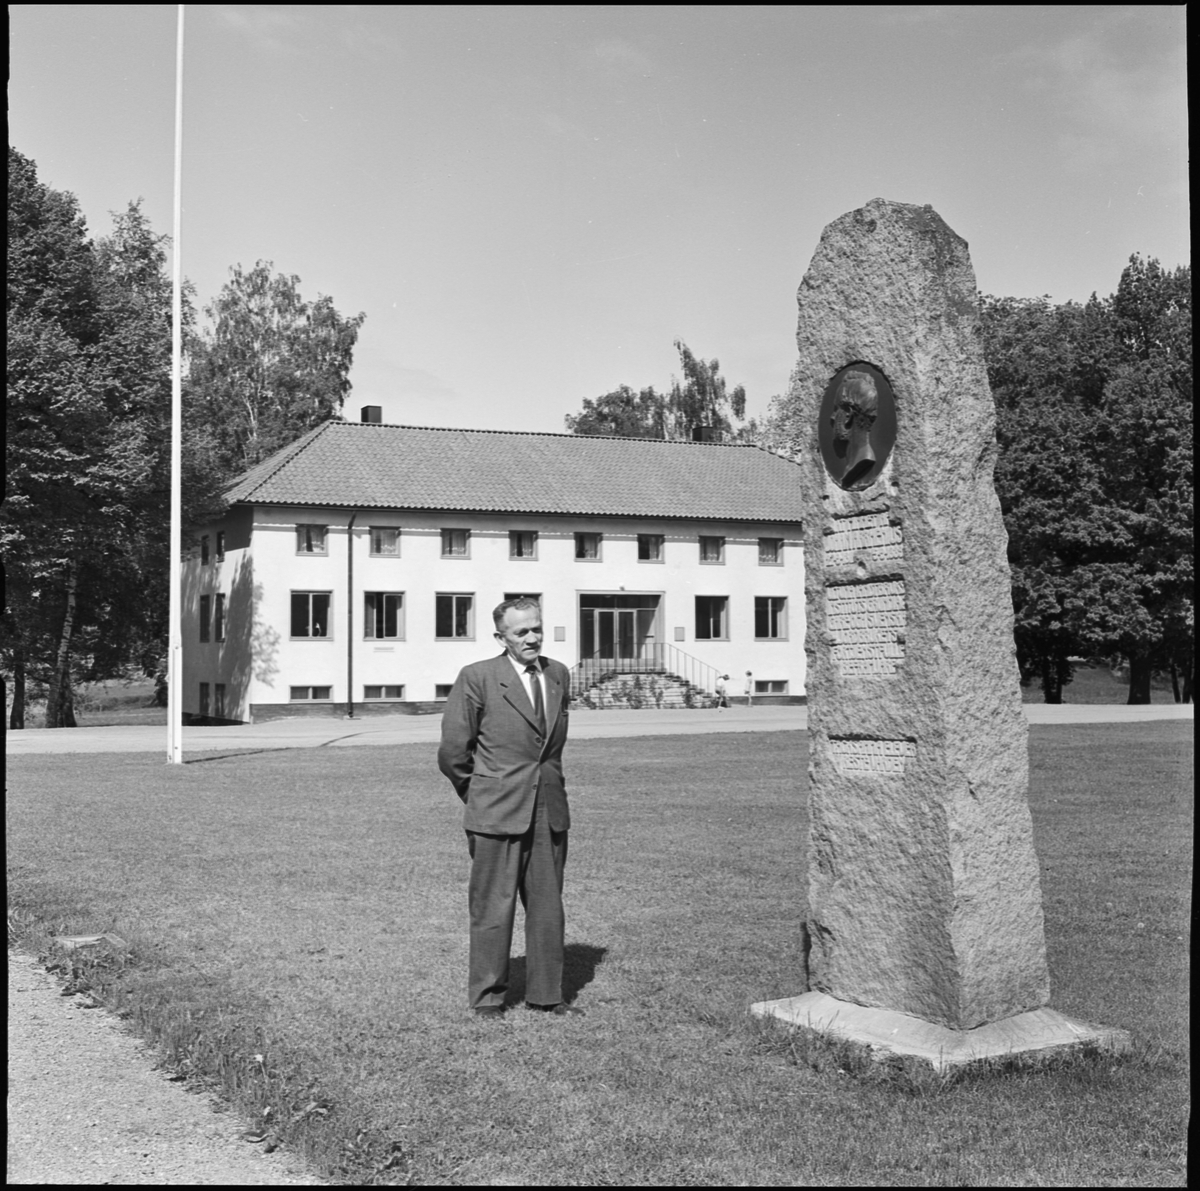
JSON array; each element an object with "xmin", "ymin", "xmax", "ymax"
[{"xmin": 182, "ymin": 417, "xmax": 806, "ymax": 722}]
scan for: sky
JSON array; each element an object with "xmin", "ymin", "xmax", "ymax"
[{"xmin": 9, "ymin": 5, "xmax": 1189, "ymax": 434}]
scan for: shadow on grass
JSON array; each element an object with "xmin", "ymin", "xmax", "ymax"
[
  {"xmin": 317, "ymin": 732, "xmax": 371, "ymax": 747},
  {"xmin": 182, "ymin": 749, "xmax": 290, "ymax": 764},
  {"xmin": 501, "ymin": 942, "xmax": 608, "ymax": 1007}
]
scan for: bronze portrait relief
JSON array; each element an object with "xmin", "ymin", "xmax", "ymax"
[{"xmin": 818, "ymin": 362, "xmax": 898, "ymax": 489}]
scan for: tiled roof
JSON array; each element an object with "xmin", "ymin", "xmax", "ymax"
[{"xmin": 224, "ymin": 421, "xmax": 803, "ymax": 523}]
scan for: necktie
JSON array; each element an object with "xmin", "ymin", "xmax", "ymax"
[{"xmin": 526, "ymin": 663, "xmax": 545, "ymax": 732}]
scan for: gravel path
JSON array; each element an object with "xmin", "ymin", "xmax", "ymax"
[{"xmin": 7, "ymin": 950, "xmax": 327, "ymax": 1185}]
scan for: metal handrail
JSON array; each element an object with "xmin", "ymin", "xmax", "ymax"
[{"xmin": 568, "ymin": 642, "xmax": 723, "ymax": 703}]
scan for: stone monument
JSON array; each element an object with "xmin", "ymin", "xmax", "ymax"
[{"xmin": 752, "ymin": 199, "xmax": 1128, "ymax": 1068}]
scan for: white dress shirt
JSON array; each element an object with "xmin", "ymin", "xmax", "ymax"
[{"xmin": 507, "ymin": 653, "xmax": 547, "ymax": 717}]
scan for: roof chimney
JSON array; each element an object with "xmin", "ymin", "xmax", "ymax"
[
  {"xmin": 361, "ymin": 405, "xmax": 382, "ymax": 424},
  {"xmin": 691, "ymin": 425, "xmax": 718, "ymax": 443}
]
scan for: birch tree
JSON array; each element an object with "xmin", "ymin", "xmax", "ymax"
[{"xmin": 185, "ymin": 262, "xmax": 366, "ymax": 478}]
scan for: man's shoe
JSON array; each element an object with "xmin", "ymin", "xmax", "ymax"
[
  {"xmin": 526, "ymin": 1002, "xmax": 584, "ymax": 1017},
  {"xmin": 473, "ymin": 1005, "xmax": 505, "ymax": 1019}
]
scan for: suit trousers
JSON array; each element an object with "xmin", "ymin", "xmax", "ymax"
[{"xmin": 466, "ymin": 793, "xmax": 568, "ymax": 1009}]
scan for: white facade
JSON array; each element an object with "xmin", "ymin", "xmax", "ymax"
[{"xmin": 182, "ymin": 504, "xmax": 805, "ymax": 721}]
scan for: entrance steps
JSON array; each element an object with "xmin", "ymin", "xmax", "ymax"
[{"xmin": 571, "ymin": 670, "xmax": 718, "ymax": 710}]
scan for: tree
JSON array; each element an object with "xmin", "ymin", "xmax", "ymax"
[
  {"xmin": 5, "ymin": 154, "xmax": 371, "ymax": 727},
  {"xmin": 185, "ymin": 262, "xmax": 366, "ymax": 479},
  {"xmin": 981, "ymin": 295, "xmax": 1108, "ymax": 700},
  {"xmin": 564, "ymin": 340, "xmax": 746, "ymax": 441},
  {"xmin": 1070, "ymin": 259, "xmax": 1191, "ymax": 704},
  {"xmin": 563, "ymin": 385, "xmax": 667, "ymax": 438},
  {"xmin": 981, "ymin": 256, "xmax": 1192, "ymax": 704},
  {"xmin": 1078, "ymin": 350, "xmax": 1193, "ymax": 702},
  {"xmin": 666, "ymin": 339, "xmax": 746, "ymax": 440},
  {"xmin": 5, "ymin": 148, "xmax": 108, "ymax": 726},
  {"xmin": 5, "ymin": 172, "xmax": 192, "ymax": 727},
  {"xmin": 76, "ymin": 203, "xmax": 188, "ymax": 694},
  {"xmin": 727, "ymin": 360, "xmax": 806, "ymax": 454},
  {"xmin": 3, "ymin": 311, "xmax": 97, "ymax": 727}
]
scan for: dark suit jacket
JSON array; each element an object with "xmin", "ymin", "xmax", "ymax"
[{"xmin": 437, "ymin": 653, "xmax": 571, "ymax": 835}]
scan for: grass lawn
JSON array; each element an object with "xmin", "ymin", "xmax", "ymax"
[
  {"xmin": 2, "ymin": 660, "xmax": 1183, "ymax": 727},
  {"xmin": 1019, "ymin": 661, "xmax": 1182, "ymax": 704},
  {"xmin": 7, "ymin": 725, "xmax": 1191, "ymax": 1186},
  {"xmin": 8, "ymin": 678, "xmax": 168, "ymax": 728}
]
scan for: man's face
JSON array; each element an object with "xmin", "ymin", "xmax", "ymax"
[{"xmin": 496, "ymin": 605, "xmax": 543, "ymax": 665}]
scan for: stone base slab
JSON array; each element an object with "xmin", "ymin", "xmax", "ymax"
[{"xmin": 751, "ymin": 991, "xmax": 1131, "ymax": 1072}]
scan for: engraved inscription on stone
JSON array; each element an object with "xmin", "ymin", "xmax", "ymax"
[
  {"xmin": 829, "ymin": 737, "xmax": 917, "ymax": 775},
  {"xmin": 824, "ymin": 511, "xmax": 903, "ymax": 570},
  {"xmin": 827, "ymin": 580, "xmax": 906, "ymax": 676}
]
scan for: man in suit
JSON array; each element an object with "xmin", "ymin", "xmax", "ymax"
[{"xmin": 437, "ymin": 597, "xmax": 582, "ymax": 1018}]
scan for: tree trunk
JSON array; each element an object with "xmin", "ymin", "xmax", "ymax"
[
  {"xmin": 1169, "ymin": 662, "xmax": 1181, "ymax": 704},
  {"xmin": 52, "ymin": 674, "xmax": 77, "ymax": 727},
  {"xmin": 1040, "ymin": 654, "xmax": 1064, "ymax": 704},
  {"xmin": 1182, "ymin": 661, "xmax": 1194, "ymax": 705},
  {"xmin": 9, "ymin": 651, "xmax": 26, "ymax": 729},
  {"xmin": 1126, "ymin": 653, "xmax": 1153, "ymax": 705},
  {"xmin": 45, "ymin": 563, "xmax": 79, "ymax": 728}
]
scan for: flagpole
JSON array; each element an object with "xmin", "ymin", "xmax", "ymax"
[{"xmin": 167, "ymin": 3, "xmax": 185, "ymax": 764}]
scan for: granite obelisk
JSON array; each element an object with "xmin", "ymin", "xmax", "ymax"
[{"xmin": 753, "ymin": 199, "xmax": 1128, "ymax": 1066}]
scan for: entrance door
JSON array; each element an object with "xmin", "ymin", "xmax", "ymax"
[
  {"xmin": 579, "ymin": 594, "xmax": 660, "ymax": 666},
  {"xmin": 592, "ymin": 607, "xmax": 637, "ymax": 660}
]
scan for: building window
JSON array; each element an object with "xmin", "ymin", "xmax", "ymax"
[
  {"xmin": 699, "ymin": 535, "xmax": 725, "ymax": 564},
  {"xmin": 575, "ymin": 532, "xmax": 602, "ymax": 561},
  {"xmin": 199, "ymin": 595, "xmax": 211, "ymax": 643},
  {"xmin": 199, "ymin": 682, "xmax": 210, "ymax": 717},
  {"xmin": 695, "ymin": 596, "xmax": 728, "ymax": 640},
  {"xmin": 200, "ymin": 535, "xmax": 210, "ymax": 565},
  {"xmin": 290, "ymin": 685, "xmax": 333, "ymax": 701},
  {"xmin": 214, "ymin": 593, "xmax": 226, "ymax": 642},
  {"xmin": 441, "ymin": 529, "xmax": 470, "ymax": 558},
  {"xmin": 755, "ymin": 680, "xmax": 789, "ymax": 694},
  {"xmin": 296, "ymin": 525, "xmax": 328, "ymax": 555},
  {"xmin": 509, "ymin": 531, "xmax": 538, "ymax": 559},
  {"xmin": 504, "ymin": 592, "xmax": 542, "ymax": 607},
  {"xmin": 435, "ymin": 684, "xmax": 454, "ymax": 699},
  {"xmin": 436, "ymin": 593, "xmax": 474, "ymax": 639},
  {"xmin": 214, "ymin": 683, "xmax": 227, "ymax": 718},
  {"xmin": 758, "ymin": 538, "xmax": 783, "ymax": 565},
  {"xmin": 364, "ymin": 684, "xmax": 405, "ymax": 700},
  {"xmin": 638, "ymin": 534, "xmax": 664, "ymax": 562},
  {"xmin": 216, "ymin": 531, "xmax": 225, "ymax": 561},
  {"xmin": 370, "ymin": 527, "xmax": 400, "ymax": 556},
  {"xmin": 291, "ymin": 592, "xmax": 332, "ymax": 638},
  {"xmin": 755, "ymin": 596, "xmax": 787, "ymax": 639},
  {"xmin": 365, "ymin": 592, "xmax": 404, "ymax": 639}
]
